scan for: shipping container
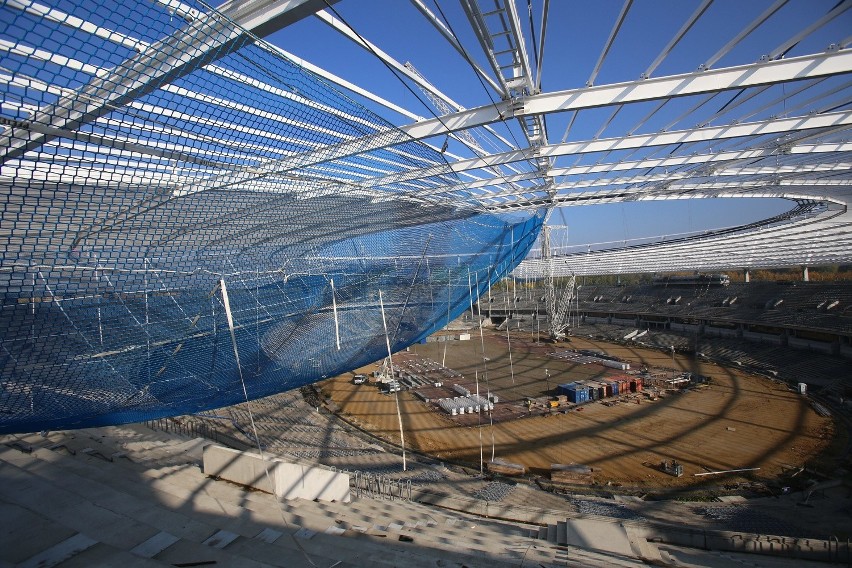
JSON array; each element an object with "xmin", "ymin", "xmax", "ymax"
[
  {"xmin": 607, "ymin": 375, "xmax": 631, "ymax": 396},
  {"xmin": 558, "ymin": 382, "xmax": 589, "ymax": 403},
  {"xmin": 587, "ymin": 383, "xmax": 599, "ymax": 400},
  {"xmin": 572, "ymin": 388, "xmax": 589, "ymax": 403},
  {"xmin": 583, "ymin": 380, "xmax": 605, "ymax": 399},
  {"xmin": 631, "ymin": 377, "xmax": 643, "ymax": 392}
]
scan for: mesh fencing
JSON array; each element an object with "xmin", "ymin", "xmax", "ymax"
[{"xmin": 0, "ymin": 0, "xmax": 543, "ymax": 433}]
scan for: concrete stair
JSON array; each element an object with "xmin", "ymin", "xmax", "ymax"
[
  {"xmin": 0, "ymin": 428, "xmax": 573, "ymax": 567},
  {"xmin": 529, "ymin": 515, "xmax": 650, "ymax": 567},
  {"xmin": 300, "ymin": 493, "xmax": 551, "ymax": 565}
]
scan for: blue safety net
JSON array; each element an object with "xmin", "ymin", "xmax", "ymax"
[{"xmin": 0, "ymin": 0, "xmax": 543, "ymax": 433}]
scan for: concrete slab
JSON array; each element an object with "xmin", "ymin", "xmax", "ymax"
[
  {"xmin": 564, "ymin": 518, "xmax": 634, "ymax": 557},
  {"xmin": 203, "ymin": 445, "xmax": 350, "ymax": 502},
  {"xmin": 254, "ymin": 528, "xmax": 283, "ymax": 543},
  {"xmin": 57, "ymin": 546, "xmax": 168, "ymax": 568},
  {"xmin": 202, "ymin": 529, "xmax": 239, "ymax": 549},
  {"xmin": 293, "ymin": 528, "xmax": 316, "ymax": 540},
  {"xmin": 557, "ymin": 520, "xmax": 568, "ymax": 545},
  {"xmin": 624, "ymin": 524, "xmax": 662, "ymax": 562},
  {"xmin": 17, "ymin": 533, "xmax": 98, "ymax": 568},
  {"xmin": 130, "ymin": 531, "xmax": 180, "ymax": 558},
  {"xmin": 0, "ymin": 501, "xmax": 76, "ymax": 564},
  {"xmin": 152, "ymin": 537, "xmax": 276, "ymax": 568}
]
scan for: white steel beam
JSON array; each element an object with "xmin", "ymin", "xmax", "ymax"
[
  {"xmin": 429, "ymin": 112, "xmax": 852, "ymax": 183},
  {"xmin": 549, "ymin": 144, "xmax": 852, "ymax": 178},
  {"xmin": 401, "ymin": 48, "xmax": 852, "ymax": 141},
  {"xmin": 0, "ymin": 0, "xmax": 331, "ymax": 164},
  {"xmin": 538, "ymin": 111, "xmax": 852, "ymax": 160},
  {"xmin": 174, "ymin": 50, "xmax": 851, "ymax": 189},
  {"xmin": 219, "ymin": 0, "xmax": 339, "ymax": 38}
]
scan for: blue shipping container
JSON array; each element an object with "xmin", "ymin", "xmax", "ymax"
[{"xmin": 558, "ymin": 382, "xmax": 588, "ymax": 403}]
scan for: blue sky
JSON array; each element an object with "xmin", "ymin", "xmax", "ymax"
[{"xmin": 249, "ymin": 0, "xmax": 848, "ymax": 250}]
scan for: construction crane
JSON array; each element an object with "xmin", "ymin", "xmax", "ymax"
[{"xmin": 540, "ymin": 225, "xmax": 576, "ymax": 340}]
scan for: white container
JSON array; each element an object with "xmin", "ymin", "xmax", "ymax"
[{"xmin": 798, "ymin": 382, "xmax": 807, "ymax": 394}]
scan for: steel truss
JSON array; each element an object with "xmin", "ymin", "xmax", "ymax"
[{"xmin": 2, "ymin": 0, "xmax": 851, "ymax": 275}]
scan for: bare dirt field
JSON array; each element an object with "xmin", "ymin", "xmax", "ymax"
[{"xmin": 320, "ymin": 330, "xmax": 836, "ymax": 489}]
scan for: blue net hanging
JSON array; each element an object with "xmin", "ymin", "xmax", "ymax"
[{"xmin": 0, "ymin": 0, "xmax": 543, "ymax": 433}]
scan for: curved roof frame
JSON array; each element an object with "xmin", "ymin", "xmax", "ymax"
[{"xmin": 2, "ymin": 0, "xmax": 850, "ymax": 274}]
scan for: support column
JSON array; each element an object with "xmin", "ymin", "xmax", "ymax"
[
  {"xmin": 803, "ymin": 266, "xmax": 810, "ymax": 282},
  {"xmin": 743, "ymin": 268, "xmax": 750, "ymax": 283}
]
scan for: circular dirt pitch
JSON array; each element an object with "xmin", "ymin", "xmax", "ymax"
[{"xmin": 322, "ymin": 330, "xmax": 835, "ymax": 490}]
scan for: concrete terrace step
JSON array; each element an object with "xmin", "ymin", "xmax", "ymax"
[
  {"xmin": 310, "ymin": 493, "xmax": 533, "ymax": 541},
  {"xmin": 6, "ymin": 426, "xmax": 204, "ymax": 474},
  {"xmin": 0, "ymin": 500, "xmax": 79, "ymax": 565},
  {"xmin": 531, "ymin": 517, "xmax": 653, "ymax": 568},
  {"xmin": 37, "ymin": 541, "xmax": 169, "ymax": 568},
  {"xmin": 8, "ymin": 435, "xmax": 626, "ymax": 568},
  {"xmin": 290, "ymin": 496, "xmax": 544, "ymax": 565},
  {"xmin": 3, "ymin": 441, "xmax": 542, "ymax": 568},
  {"xmin": 0, "ymin": 446, "xmax": 356, "ymax": 568},
  {"xmin": 0, "ymin": 448, "xmax": 204, "ymax": 548}
]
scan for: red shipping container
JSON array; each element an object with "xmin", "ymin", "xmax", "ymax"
[{"xmin": 630, "ymin": 377, "xmax": 643, "ymax": 392}]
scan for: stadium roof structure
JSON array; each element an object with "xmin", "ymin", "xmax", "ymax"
[
  {"xmin": 0, "ymin": 0, "xmax": 850, "ymax": 432},
  {"xmin": 235, "ymin": 0, "xmax": 852, "ymax": 277},
  {"xmin": 3, "ymin": 1, "xmax": 851, "ymax": 272}
]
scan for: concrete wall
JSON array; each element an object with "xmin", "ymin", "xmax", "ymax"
[
  {"xmin": 703, "ymin": 326, "xmax": 739, "ymax": 338},
  {"xmin": 203, "ymin": 445, "xmax": 350, "ymax": 502},
  {"xmin": 742, "ymin": 330, "xmax": 782, "ymax": 345},
  {"xmin": 631, "ymin": 523, "xmax": 849, "ymax": 563},
  {"xmin": 788, "ymin": 336, "xmax": 833, "ymax": 353}
]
